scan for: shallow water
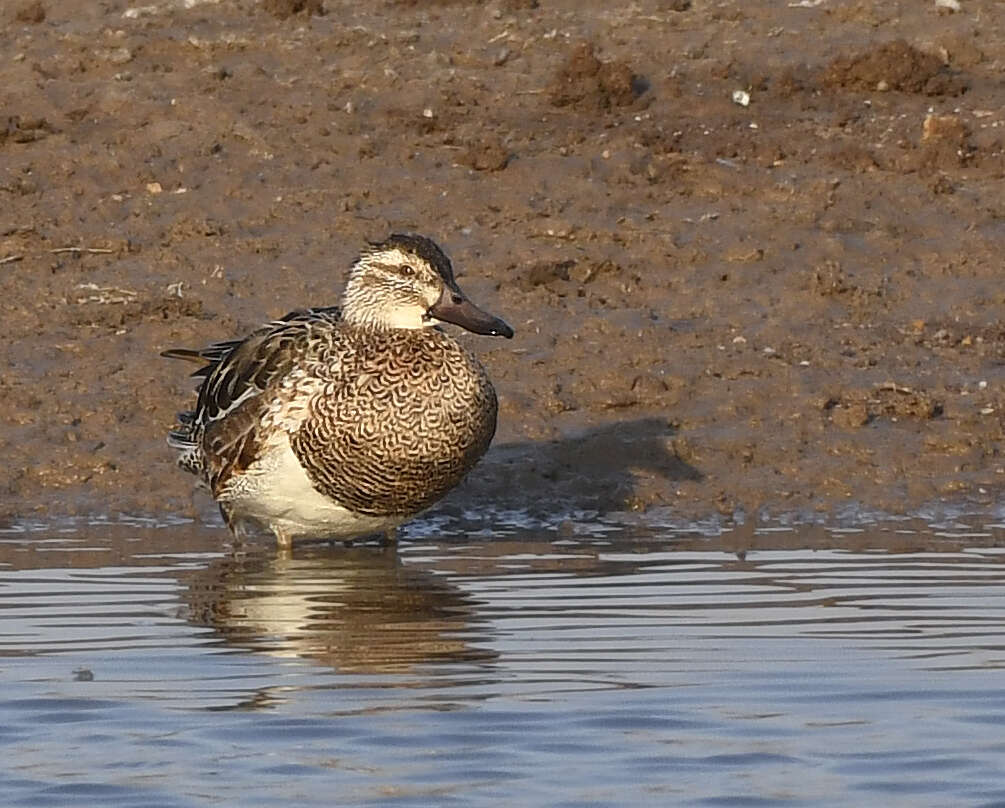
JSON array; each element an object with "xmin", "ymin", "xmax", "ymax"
[{"xmin": 2, "ymin": 515, "xmax": 1005, "ymax": 807}]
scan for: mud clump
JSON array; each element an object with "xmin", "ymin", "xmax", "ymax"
[
  {"xmin": 13, "ymin": 1, "xmax": 45, "ymax": 23},
  {"xmin": 825, "ymin": 386, "xmax": 944, "ymax": 429},
  {"xmin": 812, "ymin": 262, "xmax": 886, "ymax": 301},
  {"xmin": 464, "ymin": 135, "xmax": 510, "ymax": 172},
  {"xmin": 1, "ymin": 116, "xmax": 55, "ymax": 146},
  {"xmin": 822, "ymin": 39, "xmax": 966, "ymax": 95},
  {"xmin": 262, "ymin": 0, "xmax": 324, "ymax": 19},
  {"xmin": 915, "ymin": 113, "xmax": 974, "ymax": 171},
  {"xmin": 549, "ymin": 42, "xmax": 646, "ymax": 112},
  {"xmin": 518, "ymin": 260, "xmax": 574, "ymax": 292},
  {"xmin": 516, "ymin": 259, "xmax": 622, "ymax": 294}
]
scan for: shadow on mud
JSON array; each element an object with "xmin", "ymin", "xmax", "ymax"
[{"xmin": 449, "ymin": 417, "xmax": 702, "ymax": 517}]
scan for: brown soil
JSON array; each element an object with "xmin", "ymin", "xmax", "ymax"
[{"xmin": 2, "ymin": 0, "xmax": 1003, "ymax": 528}]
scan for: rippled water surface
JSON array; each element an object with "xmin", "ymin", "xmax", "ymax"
[{"xmin": 2, "ymin": 514, "xmax": 1005, "ymax": 807}]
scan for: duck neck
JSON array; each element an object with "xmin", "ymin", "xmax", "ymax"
[{"xmin": 342, "ymin": 275, "xmax": 429, "ymax": 332}]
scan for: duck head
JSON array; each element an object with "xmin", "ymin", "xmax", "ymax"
[{"xmin": 343, "ymin": 234, "xmax": 514, "ymax": 338}]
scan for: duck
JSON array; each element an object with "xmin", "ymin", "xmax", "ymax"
[{"xmin": 163, "ymin": 233, "xmax": 513, "ymax": 549}]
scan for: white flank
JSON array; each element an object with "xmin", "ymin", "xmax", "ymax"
[{"xmin": 224, "ymin": 435, "xmax": 403, "ymax": 540}]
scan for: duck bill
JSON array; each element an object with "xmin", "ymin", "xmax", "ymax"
[{"xmin": 427, "ymin": 287, "xmax": 514, "ymax": 338}]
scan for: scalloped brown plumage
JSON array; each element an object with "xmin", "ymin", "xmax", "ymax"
[{"xmin": 163, "ymin": 235, "xmax": 512, "ymax": 549}]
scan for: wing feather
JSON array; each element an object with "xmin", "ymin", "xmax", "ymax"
[{"xmin": 163, "ymin": 306, "xmax": 343, "ymax": 491}]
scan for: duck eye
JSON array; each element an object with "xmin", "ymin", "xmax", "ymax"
[{"xmin": 400, "ymin": 264, "xmax": 415, "ymax": 277}]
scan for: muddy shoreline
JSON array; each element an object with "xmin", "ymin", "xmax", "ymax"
[{"xmin": 2, "ymin": 0, "xmax": 1003, "ymax": 529}]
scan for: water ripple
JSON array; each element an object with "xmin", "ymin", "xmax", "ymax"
[{"xmin": 0, "ymin": 518, "xmax": 1003, "ymax": 806}]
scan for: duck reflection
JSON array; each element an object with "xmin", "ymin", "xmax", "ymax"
[{"xmin": 183, "ymin": 546, "xmax": 495, "ymax": 674}]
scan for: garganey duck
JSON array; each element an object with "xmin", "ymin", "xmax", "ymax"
[{"xmin": 164, "ymin": 234, "xmax": 513, "ymax": 549}]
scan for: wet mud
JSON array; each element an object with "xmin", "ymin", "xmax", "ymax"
[{"xmin": 1, "ymin": 0, "xmax": 1003, "ymax": 526}]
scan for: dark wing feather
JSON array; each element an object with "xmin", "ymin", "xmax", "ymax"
[
  {"xmin": 163, "ymin": 306, "xmax": 343, "ymax": 493},
  {"xmin": 200, "ymin": 396, "xmax": 270, "ymax": 496},
  {"xmin": 161, "ymin": 307, "xmax": 341, "ymax": 378}
]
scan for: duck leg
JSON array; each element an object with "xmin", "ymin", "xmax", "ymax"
[
  {"xmin": 272, "ymin": 526, "xmax": 293, "ymax": 552},
  {"xmin": 219, "ymin": 502, "xmax": 246, "ymax": 542}
]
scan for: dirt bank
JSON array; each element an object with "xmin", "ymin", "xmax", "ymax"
[{"xmin": 2, "ymin": 0, "xmax": 1003, "ymax": 527}]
